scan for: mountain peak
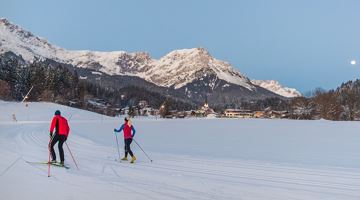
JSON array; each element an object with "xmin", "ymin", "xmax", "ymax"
[
  {"xmin": 0, "ymin": 18, "xmax": 9, "ymax": 24},
  {"xmin": 251, "ymin": 80, "xmax": 302, "ymax": 98},
  {"xmin": 149, "ymin": 47, "xmax": 254, "ymax": 89},
  {"xmin": 1, "ymin": 18, "xmax": 34, "ymax": 38},
  {"xmin": 1, "ymin": 19, "xmax": 299, "ymax": 95},
  {"xmin": 162, "ymin": 47, "xmax": 211, "ymax": 60},
  {"xmin": 0, "ymin": 18, "xmax": 60, "ymax": 61},
  {"xmin": 0, "ymin": 19, "xmax": 253, "ymax": 90},
  {"xmin": 186, "ymin": 47, "xmax": 210, "ymax": 56}
]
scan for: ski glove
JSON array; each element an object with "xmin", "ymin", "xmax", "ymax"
[
  {"xmin": 50, "ymin": 132, "xmax": 53, "ymax": 137},
  {"xmin": 114, "ymin": 128, "xmax": 117, "ymax": 133}
]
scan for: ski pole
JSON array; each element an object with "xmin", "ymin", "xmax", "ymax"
[
  {"xmin": 47, "ymin": 134, "xmax": 55, "ymax": 177},
  {"xmin": 133, "ymin": 139, "xmax": 153, "ymax": 162},
  {"xmin": 114, "ymin": 132, "xmax": 121, "ymax": 160},
  {"xmin": 47, "ymin": 143, "xmax": 51, "ymax": 177},
  {"xmin": 65, "ymin": 141, "xmax": 79, "ymax": 170}
]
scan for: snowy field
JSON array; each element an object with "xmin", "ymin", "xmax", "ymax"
[{"xmin": 1, "ymin": 101, "xmax": 360, "ymax": 200}]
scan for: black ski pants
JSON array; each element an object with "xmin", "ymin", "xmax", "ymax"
[
  {"xmin": 50, "ymin": 134, "xmax": 67, "ymax": 162},
  {"xmin": 124, "ymin": 138, "xmax": 134, "ymax": 157}
]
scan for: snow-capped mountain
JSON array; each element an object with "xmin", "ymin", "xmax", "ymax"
[
  {"xmin": 1, "ymin": 18, "xmax": 295, "ymax": 106},
  {"xmin": 0, "ymin": 18, "xmax": 254, "ymax": 90},
  {"xmin": 149, "ymin": 48, "xmax": 254, "ymax": 90},
  {"xmin": 251, "ymin": 80, "xmax": 302, "ymax": 98}
]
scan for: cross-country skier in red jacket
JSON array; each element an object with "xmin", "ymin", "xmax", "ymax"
[
  {"xmin": 114, "ymin": 117, "xmax": 136, "ymax": 163},
  {"xmin": 49, "ymin": 110, "xmax": 70, "ymax": 166}
]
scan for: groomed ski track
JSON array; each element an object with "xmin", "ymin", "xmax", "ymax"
[{"xmin": 1, "ymin": 101, "xmax": 360, "ymax": 200}]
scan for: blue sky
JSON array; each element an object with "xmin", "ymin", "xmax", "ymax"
[{"xmin": 1, "ymin": 0, "xmax": 360, "ymax": 93}]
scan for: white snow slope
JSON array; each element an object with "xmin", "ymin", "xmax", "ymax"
[
  {"xmin": 251, "ymin": 80, "xmax": 302, "ymax": 98},
  {"xmin": 1, "ymin": 101, "xmax": 360, "ymax": 200}
]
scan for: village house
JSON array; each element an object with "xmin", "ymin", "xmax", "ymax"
[{"xmin": 224, "ymin": 109, "xmax": 253, "ymax": 118}]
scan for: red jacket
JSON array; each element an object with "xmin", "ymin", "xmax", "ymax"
[
  {"xmin": 50, "ymin": 115, "xmax": 70, "ymax": 137},
  {"xmin": 115, "ymin": 122, "xmax": 136, "ymax": 139},
  {"xmin": 123, "ymin": 123, "xmax": 132, "ymax": 139}
]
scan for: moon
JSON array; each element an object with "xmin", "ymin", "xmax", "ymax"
[{"xmin": 351, "ymin": 60, "xmax": 357, "ymax": 65}]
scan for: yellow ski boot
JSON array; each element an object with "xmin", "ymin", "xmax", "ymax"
[
  {"xmin": 121, "ymin": 157, "xmax": 128, "ymax": 161},
  {"xmin": 130, "ymin": 156, "xmax": 136, "ymax": 164}
]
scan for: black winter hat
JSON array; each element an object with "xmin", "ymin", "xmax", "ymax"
[{"xmin": 55, "ymin": 110, "xmax": 61, "ymax": 116}]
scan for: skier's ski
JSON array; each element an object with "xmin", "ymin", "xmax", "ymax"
[
  {"xmin": 51, "ymin": 162, "xmax": 70, "ymax": 169},
  {"xmin": 114, "ymin": 159, "xmax": 138, "ymax": 164},
  {"xmin": 26, "ymin": 161, "xmax": 70, "ymax": 169},
  {"xmin": 114, "ymin": 159, "xmax": 128, "ymax": 164}
]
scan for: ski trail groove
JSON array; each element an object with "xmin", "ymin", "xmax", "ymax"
[
  {"xmin": 114, "ymin": 161, "xmax": 360, "ymax": 198},
  {"xmin": 0, "ymin": 156, "xmax": 22, "ymax": 177},
  {"xmin": 109, "ymin": 162, "xmax": 219, "ymax": 200}
]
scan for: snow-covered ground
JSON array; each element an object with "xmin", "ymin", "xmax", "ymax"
[{"xmin": 1, "ymin": 101, "xmax": 360, "ymax": 200}]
